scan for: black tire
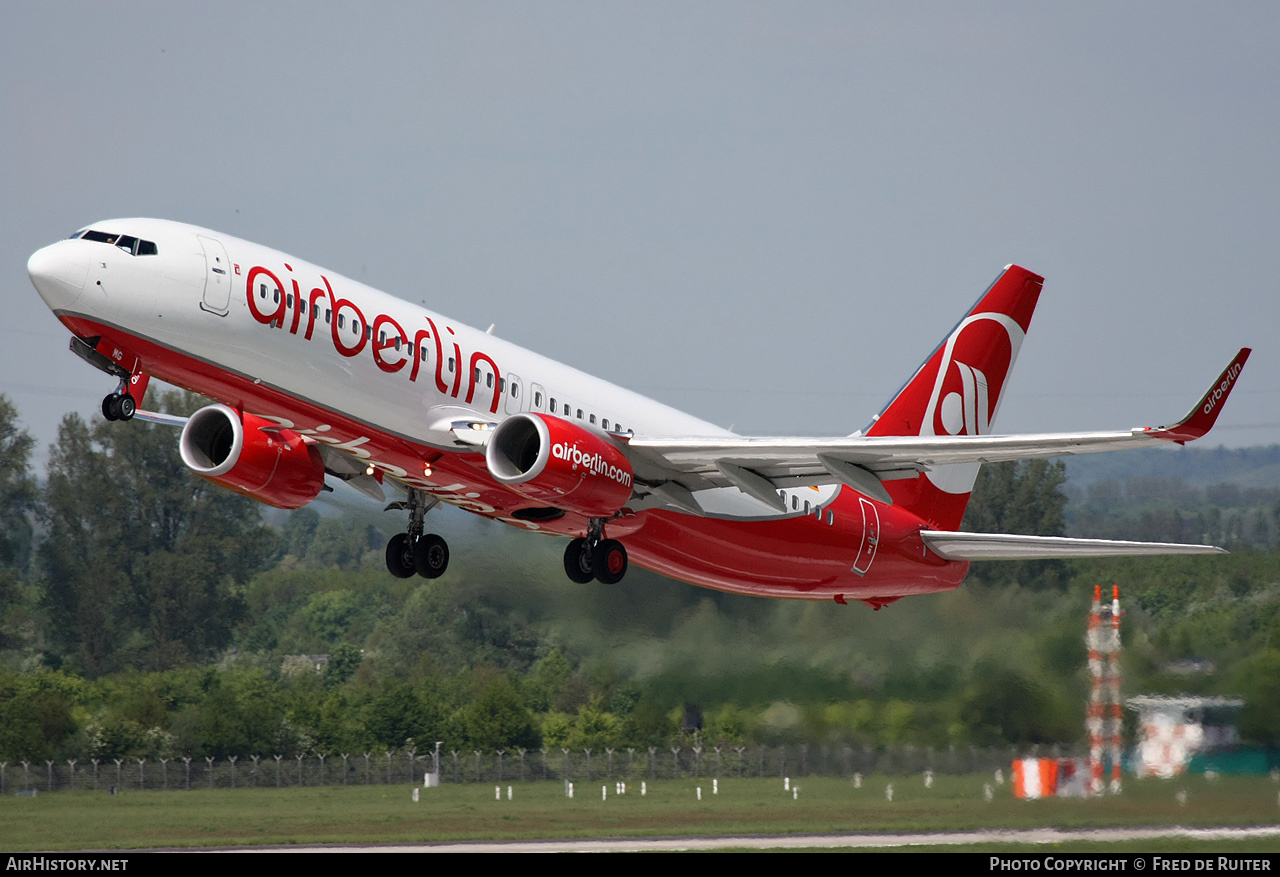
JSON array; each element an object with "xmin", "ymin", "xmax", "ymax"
[
  {"xmin": 563, "ymin": 537, "xmax": 594, "ymax": 583},
  {"xmin": 593, "ymin": 539, "xmax": 628, "ymax": 584},
  {"xmin": 117, "ymin": 394, "xmax": 136, "ymax": 421},
  {"xmin": 385, "ymin": 533, "xmax": 416, "ymax": 579},
  {"xmin": 413, "ymin": 533, "xmax": 449, "ymax": 579},
  {"xmin": 102, "ymin": 394, "xmax": 119, "ymax": 421}
]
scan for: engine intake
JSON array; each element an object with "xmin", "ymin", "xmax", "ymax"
[
  {"xmin": 180, "ymin": 404, "xmax": 325, "ymax": 509},
  {"xmin": 486, "ymin": 413, "xmax": 634, "ymax": 517}
]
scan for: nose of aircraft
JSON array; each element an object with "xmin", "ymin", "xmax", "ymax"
[{"xmin": 27, "ymin": 243, "xmax": 88, "ymax": 310}]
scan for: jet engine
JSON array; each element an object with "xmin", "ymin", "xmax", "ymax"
[
  {"xmin": 180, "ymin": 403, "xmax": 326, "ymax": 509},
  {"xmin": 486, "ymin": 413, "xmax": 634, "ymax": 517}
]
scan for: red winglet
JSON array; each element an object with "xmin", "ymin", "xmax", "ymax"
[{"xmin": 1146, "ymin": 348, "xmax": 1251, "ymax": 444}]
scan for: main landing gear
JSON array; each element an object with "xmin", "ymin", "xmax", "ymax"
[
  {"xmin": 101, "ymin": 392, "xmax": 136, "ymax": 421},
  {"xmin": 385, "ymin": 489, "xmax": 450, "ymax": 579},
  {"xmin": 101, "ymin": 379, "xmax": 137, "ymax": 422},
  {"xmin": 563, "ymin": 518, "xmax": 628, "ymax": 584}
]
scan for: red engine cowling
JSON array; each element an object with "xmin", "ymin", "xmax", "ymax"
[
  {"xmin": 486, "ymin": 413, "xmax": 634, "ymax": 516},
  {"xmin": 179, "ymin": 404, "xmax": 326, "ymax": 509}
]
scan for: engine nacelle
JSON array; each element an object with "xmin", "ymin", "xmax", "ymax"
[
  {"xmin": 486, "ymin": 413, "xmax": 634, "ymax": 517},
  {"xmin": 180, "ymin": 404, "xmax": 326, "ymax": 509}
]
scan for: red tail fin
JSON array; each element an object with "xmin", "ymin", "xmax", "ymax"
[{"xmin": 866, "ymin": 265, "xmax": 1044, "ymax": 529}]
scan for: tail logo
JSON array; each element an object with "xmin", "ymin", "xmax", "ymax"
[{"xmin": 920, "ymin": 312, "xmax": 1025, "ymax": 493}]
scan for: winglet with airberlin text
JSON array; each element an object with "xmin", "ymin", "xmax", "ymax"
[{"xmin": 1144, "ymin": 348, "xmax": 1251, "ymax": 444}]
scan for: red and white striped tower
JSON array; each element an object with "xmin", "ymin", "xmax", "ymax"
[
  {"xmin": 1108, "ymin": 585, "xmax": 1123, "ymax": 794},
  {"xmin": 1086, "ymin": 584, "xmax": 1106, "ymax": 796}
]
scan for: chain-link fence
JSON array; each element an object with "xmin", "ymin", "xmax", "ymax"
[{"xmin": 0, "ymin": 743, "xmax": 1083, "ymax": 793}]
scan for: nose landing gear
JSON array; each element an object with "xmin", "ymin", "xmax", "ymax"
[
  {"xmin": 385, "ymin": 489, "xmax": 449, "ymax": 579},
  {"xmin": 563, "ymin": 518, "xmax": 628, "ymax": 584}
]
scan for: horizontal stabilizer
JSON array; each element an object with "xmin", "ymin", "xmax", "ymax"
[{"xmin": 921, "ymin": 530, "xmax": 1226, "ymax": 561}]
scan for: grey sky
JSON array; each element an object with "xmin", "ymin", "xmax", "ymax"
[{"xmin": 4, "ymin": 2, "xmax": 1278, "ymax": 468}]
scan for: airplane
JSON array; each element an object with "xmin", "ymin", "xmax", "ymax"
[{"xmin": 27, "ymin": 219, "xmax": 1250, "ymax": 609}]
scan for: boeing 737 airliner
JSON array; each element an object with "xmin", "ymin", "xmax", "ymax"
[{"xmin": 27, "ymin": 220, "xmax": 1249, "ymax": 608}]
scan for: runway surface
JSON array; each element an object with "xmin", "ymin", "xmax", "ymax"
[{"xmin": 224, "ymin": 825, "xmax": 1280, "ymax": 852}]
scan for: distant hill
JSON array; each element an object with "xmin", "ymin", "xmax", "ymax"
[{"xmin": 1060, "ymin": 445, "xmax": 1280, "ymax": 489}]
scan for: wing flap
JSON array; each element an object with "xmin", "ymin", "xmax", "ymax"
[{"xmin": 921, "ymin": 530, "xmax": 1226, "ymax": 560}]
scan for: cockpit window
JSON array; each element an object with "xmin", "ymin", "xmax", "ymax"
[{"xmin": 77, "ymin": 229, "xmax": 158, "ymax": 256}]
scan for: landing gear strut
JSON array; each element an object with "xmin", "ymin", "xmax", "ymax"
[
  {"xmin": 385, "ymin": 489, "xmax": 449, "ymax": 579},
  {"xmin": 564, "ymin": 518, "xmax": 628, "ymax": 584}
]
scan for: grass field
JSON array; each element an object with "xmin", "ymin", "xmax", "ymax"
[{"xmin": 2, "ymin": 773, "xmax": 1279, "ymax": 851}]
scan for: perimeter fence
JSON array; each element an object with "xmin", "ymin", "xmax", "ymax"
[{"xmin": 1, "ymin": 743, "xmax": 1082, "ymax": 793}]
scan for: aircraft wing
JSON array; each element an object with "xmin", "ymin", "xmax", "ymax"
[{"xmin": 625, "ymin": 348, "xmax": 1250, "ymax": 507}]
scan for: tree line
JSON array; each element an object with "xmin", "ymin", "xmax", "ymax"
[{"xmin": 2, "ymin": 393, "xmax": 1279, "ymax": 762}]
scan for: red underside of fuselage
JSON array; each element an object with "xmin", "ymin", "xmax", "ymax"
[{"xmin": 60, "ymin": 314, "xmax": 970, "ymax": 602}]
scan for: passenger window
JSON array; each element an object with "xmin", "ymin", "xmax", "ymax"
[
  {"xmin": 448, "ymin": 357, "xmax": 455, "ymax": 372},
  {"xmin": 589, "ymin": 414, "xmax": 596, "ymax": 425},
  {"xmin": 326, "ymin": 310, "xmax": 332, "ymax": 324},
  {"xmin": 273, "ymin": 289, "xmax": 280, "ymax": 304},
  {"xmin": 602, "ymin": 419, "xmax": 609, "ymax": 430},
  {"xmin": 535, "ymin": 391, "xmax": 543, "ymax": 408},
  {"xmin": 511, "ymin": 383, "xmax": 518, "ymax": 398},
  {"xmin": 498, "ymin": 378, "xmax": 505, "ymax": 393},
  {"xmin": 300, "ymin": 300, "xmax": 306, "ymax": 314},
  {"xmin": 394, "ymin": 337, "xmax": 401, "ymax": 351},
  {"xmin": 827, "ymin": 510, "xmax": 834, "ymax": 526},
  {"xmin": 286, "ymin": 294, "xmax": 293, "ymax": 308},
  {"xmin": 420, "ymin": 345, "xmax": 429, "ymax": 361},
  {"xmin": 550, "ymin": 399, "xmax": 557, "ymax": 413},
  {"xmin": 259, "ymin": 284, "xmax": 267, "ymax": 298},
  {"xmin": 576, "ymin": 409, "xmax": 583, "ymax": 420},
  {"xmin": 338, "ymin": 314, "xmax": 345, "ymax": 329},
  {"xmin": 791, "ymin": 495, "xmax": 798, "ymax": 510}
]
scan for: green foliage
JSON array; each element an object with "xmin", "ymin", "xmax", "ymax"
[
  {"xmin": 0, "ymin": 668, "xmax": 83, "ymax": 759},
  {"xmin": 454, "ymin": 674, "xmax": 538, "ymax": 750},
  {"xmin": 0, "ymin": 395, "xmax": 36, "ymax": 572},
  {"xmin": 38, "ymin": 393, "xmax": 276, "ymax": 675},
  {"xmin": 9, "ymin": 385, "xmax": 1280, "ymax": 758},
  {"xmin": 1234, "ymin": 650, "xmax": 1280, "ymax": 746},
  {"xmin": 963, "ymin": 460, "xmax": 1068, "ymax": 588}
]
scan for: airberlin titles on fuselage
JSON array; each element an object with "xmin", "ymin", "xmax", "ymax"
[{"xmin": 243, "ymin": 261, "xmax": 505, "ymax": 414}]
